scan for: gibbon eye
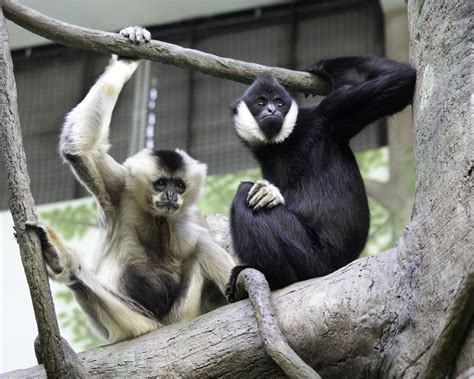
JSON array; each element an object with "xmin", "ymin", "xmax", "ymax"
[
  {"xmin": 257, "ymin": 98, "xmax": 265, "ymax": 107},
  {"xmin": 154, "ymin": 178, "xmax": 167, "ymax": 188},
  {"xmin": 175, "ymin": 180, "xmax": 186, "ymax": 192},
  {"xmin": 276, "ymin": 100, "xmax": 284, "ymax": 107}
]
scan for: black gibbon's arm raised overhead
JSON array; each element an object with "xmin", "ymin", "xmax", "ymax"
[
  {"xmin": 26, "ymin": 27, "xmax": 235, "ymax": 343},
  {"xmin": 227, "ymin": 57, "xmax": 416, "ymax": 300}
]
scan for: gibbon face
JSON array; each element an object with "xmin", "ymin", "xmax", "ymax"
[
  {"xmin": 152, "ymin": 176, "xmax": 186, "ymax": 215},
  {"xmin": 232, "ymin": 75, "xmax": 299, "ymax": 145},
  {"xmin": 125, "ymin": 149, "xmax": 207, "ymax": 217}
]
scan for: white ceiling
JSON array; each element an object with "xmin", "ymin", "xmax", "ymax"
[{"xmin": 6, "ymin": 0, "xmax": 405, "ymax": 50}]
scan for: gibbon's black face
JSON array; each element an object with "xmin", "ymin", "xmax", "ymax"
[
  {"xmin": 152, "ymin": 177, "xmax": 186, "ymax": 211},
  {"xmin": 126, "ymin": 148, "xmax": 206, "ymax": 217},
  {"xmin": 243, "ymin": 75, "xmax": 293, "ymax": 140},
  {"xmin": 151, "ymin": 150, "xmax": 187, "ymax": 215}
]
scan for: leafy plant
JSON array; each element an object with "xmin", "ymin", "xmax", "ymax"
[{"xmin": 39, "ymin": 202, "xmax": 97, "ymax": 239}]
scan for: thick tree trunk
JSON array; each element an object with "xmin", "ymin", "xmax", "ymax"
[{"xmin": 2, "ymin": 0, "xmax": 473, "ymax": 377}]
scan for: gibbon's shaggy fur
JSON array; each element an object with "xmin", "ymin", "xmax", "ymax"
[{"xmin": 27, "ymin": 27, "xmax": 234, "ymax": 342}]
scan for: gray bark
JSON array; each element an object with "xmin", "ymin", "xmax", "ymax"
[
  {"xmin": 2, "ymin": 0, "xmax": 473, "ymax": 377},
  {"xmin": 235, "ymin": 269, "xmax": 320, "ymax": 379},
  {"xmin": 2, "ymin": 0, "xmax": 331, "ymax": 95},
  {"xmin": 0, "ymin": 6, "xmax": 85, "ymax": 378}
]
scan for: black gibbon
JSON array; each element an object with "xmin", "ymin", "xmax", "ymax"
[
  {"xmin": 27, "ymin": 27, "xmax": 234, "ymax": 342},
  {"xmin": 226, "ymin": 57, "xmax": 416, "ymax": 300}
]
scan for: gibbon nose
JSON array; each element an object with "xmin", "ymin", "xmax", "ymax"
[
  {"xmin": 266, "ymin": 103, "xmax": 276, "ymax": 114},
  {"xmin": 166, "ymin": 191, "xmax": 178, "ymax": 202}
]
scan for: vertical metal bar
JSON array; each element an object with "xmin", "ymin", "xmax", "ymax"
[
  {"xmin": 288, "ymin": 3, "xmax": 298, "ymax": 71},
  {"xmin": 129, "ymin": 60, "xmax": 151, "ymax": 155},
  {"xmin": 185, "ymin": 22, "xmax": 196, "ymax": 154}
]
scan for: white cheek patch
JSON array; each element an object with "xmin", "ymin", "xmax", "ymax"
[
  {"xmin": 233, "ymin": 100, "xmax": 298, "ymax": 145},
  {"xmin": 273, "ymin": 100, "xmax": 298, "ymax": 143},
  {"xmin": 233, "ymin": 101, "xmax": 267, "ymax": 145},
  {"xmin": 173, "ymin": 149, "xmax": 207, "ymax": 209}
]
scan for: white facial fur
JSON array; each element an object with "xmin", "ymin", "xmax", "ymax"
[
  {"xmin": 124, "ymin": 149, "xmax": 207, "ymax": 217},
  {"xmin": 233, "ymin": 100, "xmax": 298, "ymax": 145}
]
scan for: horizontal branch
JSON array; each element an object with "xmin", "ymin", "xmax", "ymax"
[
  {"xmin": 3, "ymin": 0, "xmax": 331, "ymax": 95},
  {"xmin": 4, "ymin": 250, "xmax": 404, "ymax": 378}
]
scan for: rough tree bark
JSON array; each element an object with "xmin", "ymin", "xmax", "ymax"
[
  {"xmin": 0, "ymin": 5, "xmax": 86, "ymax": 379},
  {"xmin": 2, "ymin": 0, "xmax": 473, "ymax": 377}
]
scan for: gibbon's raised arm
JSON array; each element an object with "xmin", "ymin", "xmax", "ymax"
[
  {"xmin": 59, "ymin": 56, "xmax": 138, "ymax": 214},
  {"xmin": 306, "ymin": 57, "xmax": 416, "ymax": 141}
]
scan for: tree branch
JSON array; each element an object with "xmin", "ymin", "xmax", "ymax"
[
  {"xmin": 0, "ymin": 6, "xmax": 85, "ymax": 378},
  {"xmin": 2, "ymin": 0, "xmax": 331, "ymax": 95},
  {"xmin": 3, "ymin": 251, "xmax": 407, "ymax": 378},
  {"xmin": 236, "ymin": 269, "xmax": 321, "ymax": 379}
]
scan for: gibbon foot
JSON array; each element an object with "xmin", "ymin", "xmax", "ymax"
[{"xmin": 25, "ymin": 221, "xmax": 78, "ymax": 283}]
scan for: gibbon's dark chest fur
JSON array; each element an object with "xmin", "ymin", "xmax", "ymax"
[
  {"xmin": 252, "ymin": 108, "xmax": 370, "ymax": 254},
  {"xmin": 121, "ymin": 217, "xmax": 182, "ymax": 320}
]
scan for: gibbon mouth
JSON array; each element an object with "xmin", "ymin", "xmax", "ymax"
[
  {"xmin": 261, "ymin": 115, "xmax": 282, "ymax": 122},
  {"xmin": 155, "ymin": 202, "xmax": 180, "ymax": 209}
]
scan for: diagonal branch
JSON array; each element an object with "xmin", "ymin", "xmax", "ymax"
[{"xmin": 2, "ymin": 0, "xmax": 331, "ymax": 95}]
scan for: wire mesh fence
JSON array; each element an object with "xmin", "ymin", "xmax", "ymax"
[{"xmin": 0, "ymin": 0, "xmax": 385, "ymax": 209}]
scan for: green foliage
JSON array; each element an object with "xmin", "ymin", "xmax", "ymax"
[
  {"xmin": 56, "ymin": 289, "xmax": 103, "ymax": 350},
  {"xmin": 360, "ymin": 198, "xmax": 393, "ymax": 256},
  {"xmin": 355, "ymin": 147, "xmax": 394, "ymax": 256},
  {"xmin": 199, "ymin": 168, "xmax": 261, "ymax": 214},
  {"xmin": 39, "ymin": 202, "xmax": 97, "ymax": 239},
  {"xmin": 356, "ymin": 146, "xmax": 389, "ymax": 181}
]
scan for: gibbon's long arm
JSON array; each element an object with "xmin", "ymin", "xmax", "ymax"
[
  {"xmin": 59, "ymin": 57, "xmax": 139, "ymax": 215},
  {"xmin": 305, "ymin": 57, "xmax": 416, "ymax": 141}
]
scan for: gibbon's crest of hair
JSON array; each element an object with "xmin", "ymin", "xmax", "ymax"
[{"xmin": 152, "ymin": 150, "xmax": 184, "ymax": 173}]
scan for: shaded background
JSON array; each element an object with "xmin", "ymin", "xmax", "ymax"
[{"xmin": 1, "ymin": 0, "xmax": 386, "ymax": 206}]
